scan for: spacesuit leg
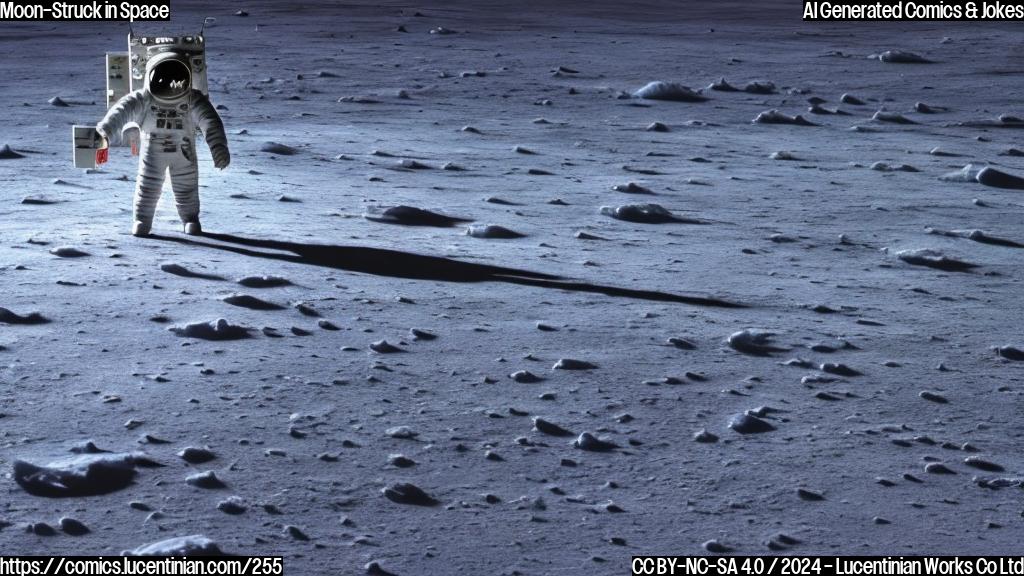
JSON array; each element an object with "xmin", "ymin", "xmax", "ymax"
[
  {"xmin": 132, "ymin": 147, "xmax": 169, "ymax": 236},
  {"xmin": 169, "ymin": 152, "xmax": 201, "ymax": 235}
]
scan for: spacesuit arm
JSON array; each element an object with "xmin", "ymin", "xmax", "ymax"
[
  {"xmin": 190, "ymin": 91, "xmax": 230, "ymax": 169},
  {"xmin": 96, "ymin": 90, "xmax": 145, "ymax": 146}
]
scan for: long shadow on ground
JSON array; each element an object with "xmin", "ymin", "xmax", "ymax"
[{"xmin": 149, "ymin": 231, "xmax": 744, "ymax": 308}]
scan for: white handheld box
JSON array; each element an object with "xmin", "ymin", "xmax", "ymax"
[{"xmin": 72, "ymin": 125, "xmax": 100, "ymax": 169}]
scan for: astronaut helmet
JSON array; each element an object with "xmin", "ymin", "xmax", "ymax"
[{"xmin": 145, "ymin": 51, "xmax": 192, "ymax": 103}]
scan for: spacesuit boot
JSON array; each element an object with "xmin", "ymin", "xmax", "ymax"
[{"xmin": 96, "ymin": 51, "xmax": 229, "ymax": 236}]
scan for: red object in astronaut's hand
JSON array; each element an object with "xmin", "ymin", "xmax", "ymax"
[{"xmin": 96, "ymin": 148, "xmax": 108, "ymax": 165}]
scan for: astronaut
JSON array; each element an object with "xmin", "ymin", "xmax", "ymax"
[{"xmin": 96, "ymin": 50, "xmax": 230, "ymax": 236}]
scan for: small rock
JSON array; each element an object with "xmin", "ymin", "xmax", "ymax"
[
  {"xmin": 729, "ymin": 413, "xmax": 775, "ymax": 434},
  {"xmin": 0, "ymin": 144, "xmax": 26, "ymax": 159},
  {"xmin": 178, "ymin": 446, "xmax": 216, "ymax": 464},
  {"xmin": 533, "ymin": 417, "xmax": 572, "ymax": 436},
  {"xmin": 370, "ymin": 340, "xmax": 403, "ymax": 353},
  {"xmin": 30, "ymin": 522, "xmax": 57, "ymax": 536},
  {"xmin": 59, "ymin": 517, "xmax": 89, "ymax": 535},
  {"xmin": 50, "ymin": 246, "xmax": 89, "ymax": 258},
  {"xmin": 796, "ymin": 488, "xmax": 825, "ymax": 501},
  {"xmin": 693, "ymin": 429, "xmax": 719, "ymax": 443},
  {"xmin": 919, "ymin": 391, "xmax": 948, "ymax": 404},
  {"xmin": 260, "ymin": 141, "xmax": 298, "ymax": 155},
  {"xmin": 668, "ymin": 337, "xmax": 696, "ymax": 350},
  {"xmin": 703, "ymin": 539, "xmax": 733, "ymax": 553},
  {"xmin": 186, "ymin": 471, "xmax": 226, "ymax": 489},
  {"xmin": 924, "ymin": 462, "xmax": 956, "ymax": 475},
  {"xmin": 318, "ymin": 319, "xmax": 340, "ymax": 331},
  {"xmin": 573, "ymin": 432, "xmax": 618, "ymax": 452},
  {"xmin": 410, "ymin": 328, "xmax": 436, "ymax": 341},
  {"xmin": 385, "ymin": 426, "xmax": 418, "ymax": 439},
  {"xmin": 964, "ymin": 457, "xmax": 1004, "ymax": 472},
  {"xmin": 388, "ymin": 454, "xmax": 416, "ymax": 468},
  {"xmin": 510, "ymin": 370, "xmax": 543, "ymax": 383},
  {"xmin": 125, "ymin": 535, "xmax": 222, "ymax": 556},
  {"xmin": 382, "ymin": 482, "xmax": 438, "ymax": 506},
  {"xmin": 217, "ymin": 496, "xmax": 247, "ymax": 515},
  {"xmin": 552, "ymin": 358, "xmax": 596, "ymax": 370}
]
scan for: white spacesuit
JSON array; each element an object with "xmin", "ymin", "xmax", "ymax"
[{"xmin": 96, "ymin": 51, "xmax": 229, "ymax": 236}]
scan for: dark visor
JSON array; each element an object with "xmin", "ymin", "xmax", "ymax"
[{"xmin": 148, "ymin": 59, "xmax": 191, "ymax": 100}]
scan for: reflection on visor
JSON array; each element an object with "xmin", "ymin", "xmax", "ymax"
[{"xmin": 148, "ymin": 59, "xmax": 191, "ymax": 100}]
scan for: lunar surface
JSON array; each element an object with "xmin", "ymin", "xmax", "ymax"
[{"xmin": 1, "ymin": 0, "xmax": 1023, "ymax": 573}]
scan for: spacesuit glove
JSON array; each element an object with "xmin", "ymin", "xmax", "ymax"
[
  {"xmin": 94, "ymin": 129, "xmax": 109, "ymax": 164},
  {"xmin": 211, "ymin": 145, "xmax": 230, "ymax": 170}
]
